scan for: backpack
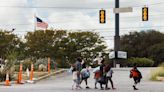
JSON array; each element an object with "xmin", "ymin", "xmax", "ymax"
[{"xmin": 81, "ymin": 69, "xmax": 90, "ymax": 79}]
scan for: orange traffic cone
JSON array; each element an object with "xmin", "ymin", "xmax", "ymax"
[
  {"xmin": 5, "ymin": 73, "xmax": 10, "ymax": 86},
  {"xmin": 48, "ymin": 57, "xmax": 51, "ymax": 74},
  {"xmin": 30, "ymin": 63, "xmax": 34, "ymax": 81},
  {"xmin": 17, "ymin": 63, "xmax": 23, "ymax": 84}
]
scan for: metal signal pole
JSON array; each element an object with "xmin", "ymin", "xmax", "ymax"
[{"xmin": 114, "ymin": 0, "xmax": 120, "ymax": 67}]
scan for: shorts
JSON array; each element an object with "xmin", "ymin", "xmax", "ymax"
[{"xmin": 133, "ymin": 77, "xmax": 140, "ymax": 84}]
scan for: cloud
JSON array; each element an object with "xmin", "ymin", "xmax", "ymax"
[
  {"xmin": 0, "ymin": 0, "xmax": 34, "ymax": 33},
  {"xmin": 0, "ymin": 0, "xmax": 164, "ymax": 48}
]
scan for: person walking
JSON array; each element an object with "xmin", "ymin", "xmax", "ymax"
[
  {"xmin": 98, "ymin": 59, "xmax": 109, "ymax": 90},
  {"xmin": 94, "ymin": 70, "xmax": 100, "ymax": 89},
  {"xmin": 130, "ymin": 64, "xmax": 142, "ymax": 90},
  {"xmin": 75, "ymin": 57, "xmax": 82, "ymax": 89},
  {"xmin": 106, "ymin": 64, "xmax": 116, "ymax": 90},
  {"xmin": 71, "ymin": 65, "xmax": 78, "ymax": 89},
  {"xmin": 80, "ymin": 64, "xmax": 90, "ymax": 89}
]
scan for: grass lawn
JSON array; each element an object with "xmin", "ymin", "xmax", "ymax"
[{"xmin": 150, "ymin": 66, "xmax": 164, "ymax": 81}]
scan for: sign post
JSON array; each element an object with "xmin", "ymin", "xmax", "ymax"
[{"xmin": 114, "ymin": 0, "xmax": 120, "ymax": 67}]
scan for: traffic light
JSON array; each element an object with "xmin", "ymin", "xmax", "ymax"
[
  {"xmin": 142, "ymin": 7, "xmax": 148, "ymax": 21},
  {"xmin": 99, "ymin": 9, "xmax": 106, "ymax": 23}
]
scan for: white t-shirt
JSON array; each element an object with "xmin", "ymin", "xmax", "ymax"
[{"xmin": 72, "ymin": 71, "xmax": 77, "ymax": 80}]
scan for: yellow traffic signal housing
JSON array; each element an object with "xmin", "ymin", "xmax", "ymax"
[
  {"xmin": 142, "ymin": 7, "xmax": 148, "ymax": 21},
  {"xmin": 99, "ymin": 9, "xmax": 106, "ymax": 23}
]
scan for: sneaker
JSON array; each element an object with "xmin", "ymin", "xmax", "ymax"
[
  {"xmin": 105, "ymin": 88, "xmax": 110, "ymax": 90},
  {"xmin": 133, "ymin": 85, "xmax": 138, "ymax": 90},
  {"xmin": 95, "ymin": 87, "xmax": 98, "ymax": 89},
  {"xmin": 134, "ymin": 88, "xmax": 139, "ymax": 90},
  {"xmin": 133, "ymin": 85, "xmax": 135, "ymax": 89},
  {"xmin": 86, "ymin": 86, "xmax": 90, "ymax": 89}
]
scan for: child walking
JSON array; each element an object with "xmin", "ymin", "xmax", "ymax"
[
  {"xmin": 94, "ymin": 70, "xmax": 100, "ymax": 89},
  {"xmin": 80, "ymin": 65, "xmax": 90, "ymax": 89},
  {"xmin": 106, "ymin": 67, "xmax": 116, "ymax": 90},
  {"xmin": 71, "ymin": 65, "xmax": 82, "ymax": 90},
  {"xmin": 130, "ymin": 64, "xmax": 142, "ymax": 90}
]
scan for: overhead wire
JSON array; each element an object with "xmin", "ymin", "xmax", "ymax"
[
  {"xmin": 0, "ymin": 1, "xmax": 164, "ymax": 26},
  {"xmin": 0, "ymin": 1, "xmax": 164, "ymax": 36},
  {"xmin": 0, "ymin": 1, "xmax": 164, "ymax": 9}
]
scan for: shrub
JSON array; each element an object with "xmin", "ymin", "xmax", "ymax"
[
  {"xmin": 159, "ymin": 62, "xmax": 164, "ymax": 67},
  {"xmin": 127, "ymin": 57, "xmax": 154, "ymax": 67}
]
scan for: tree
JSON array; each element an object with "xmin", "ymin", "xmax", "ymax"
[
  {"xmin": 25, "ymin": 30, "xmax": 107, "ymax": 67},
  {"xmin": 120, "ymin": 30, "xmax": 164, "ymax": 66},
  {"xmin": 25, "ymin": 30, "xmax": 67, "ymax": 58},
  {"xmin": 0, "ymin": 30, "xmax": 22, "ymax": 59},
  {"xmin": 58, "ymin": 31, "xmax": 107, "ymax": 65},
  {"xmin": 148, "ymin": 43, "xmax": 164, "ymax": 65}
]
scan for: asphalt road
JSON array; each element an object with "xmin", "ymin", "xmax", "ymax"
[{"xmin": 0, "ymin": 68, "xmax": 164, "ymax": 92}]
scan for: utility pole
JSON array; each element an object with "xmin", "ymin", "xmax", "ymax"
[{"xmin": 114, "ymin": 0, "xmax": 120, "ymax": 67}]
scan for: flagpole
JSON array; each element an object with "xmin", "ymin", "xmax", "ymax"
[{"xmin": 34, "ymin": 14, "xmax": 36, "ymax": 31}]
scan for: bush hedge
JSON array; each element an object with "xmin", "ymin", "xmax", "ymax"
[{"xmin": 127, "ymin": 57, "xmax": 154, "ymax": 67}]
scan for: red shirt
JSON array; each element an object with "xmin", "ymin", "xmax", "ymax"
[{"xmin": 94, "ymin": 71, "xmax": 100, "ymax": 79}]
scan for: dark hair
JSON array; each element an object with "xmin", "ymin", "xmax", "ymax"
[
  {"xmin": 77, "ymin": 57, "xmax": 82, "ymax": 62},
  {"xmin": 133, "ymin": 63, "xmax": 137, "ymax": 67},
  {"xmin": 133, "ymin": 63, "xmax": 137, "ymax": 69}
]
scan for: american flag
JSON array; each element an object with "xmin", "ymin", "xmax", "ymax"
[{"xmin": 36, "ymin": 16, "xmax": 48, "ymax": 29}]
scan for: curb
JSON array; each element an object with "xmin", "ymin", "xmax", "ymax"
[
  {"xmin": 113, "ymin": 68, "xmax": 131, "ymax": 71},
  {"xmin": 34, "ymin": 69, "xmax": 66, "ymax": 82},
  {"xmin": 0, "ymin": 69, "xmax": 67, "ymax": 85},
  {"xmin": 112, "ymin": 67, "xmax": 156, "ymax": 71}
]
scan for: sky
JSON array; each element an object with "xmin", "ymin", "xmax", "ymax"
[{"xmin": 0, "ymin": 0, "xmax": 164, "ymax": 49}]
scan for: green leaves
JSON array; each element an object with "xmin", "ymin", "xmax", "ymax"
[
  {"xmin": 127, "ymin": 57, "xmax": 154, "ymax": 67},
  {"xmin": 0, "ymin": 30, "xmax": 21, "ymax": 59},
  {"xmin": 24, "ymin": 30, "xmax": 107, "ymax": 66},
  {"xmin": 0, "ymin": 29, "xmax": 107, "ymax": 67},
  {"xmin": 120, "ymin": 30, "xmax": 164, "ymax": 66}
]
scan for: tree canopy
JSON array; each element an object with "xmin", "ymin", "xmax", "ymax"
[
  {"xmin": 120, "ymin": 30, "xmax": 164, "ymax": 66},
  {"xmin": 24, "ymin": 30, "xmax": 107, "ymax": 66},
  {"xmin": 0, "ymin": 30, "xmax": 23, "ymax": 59}
]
